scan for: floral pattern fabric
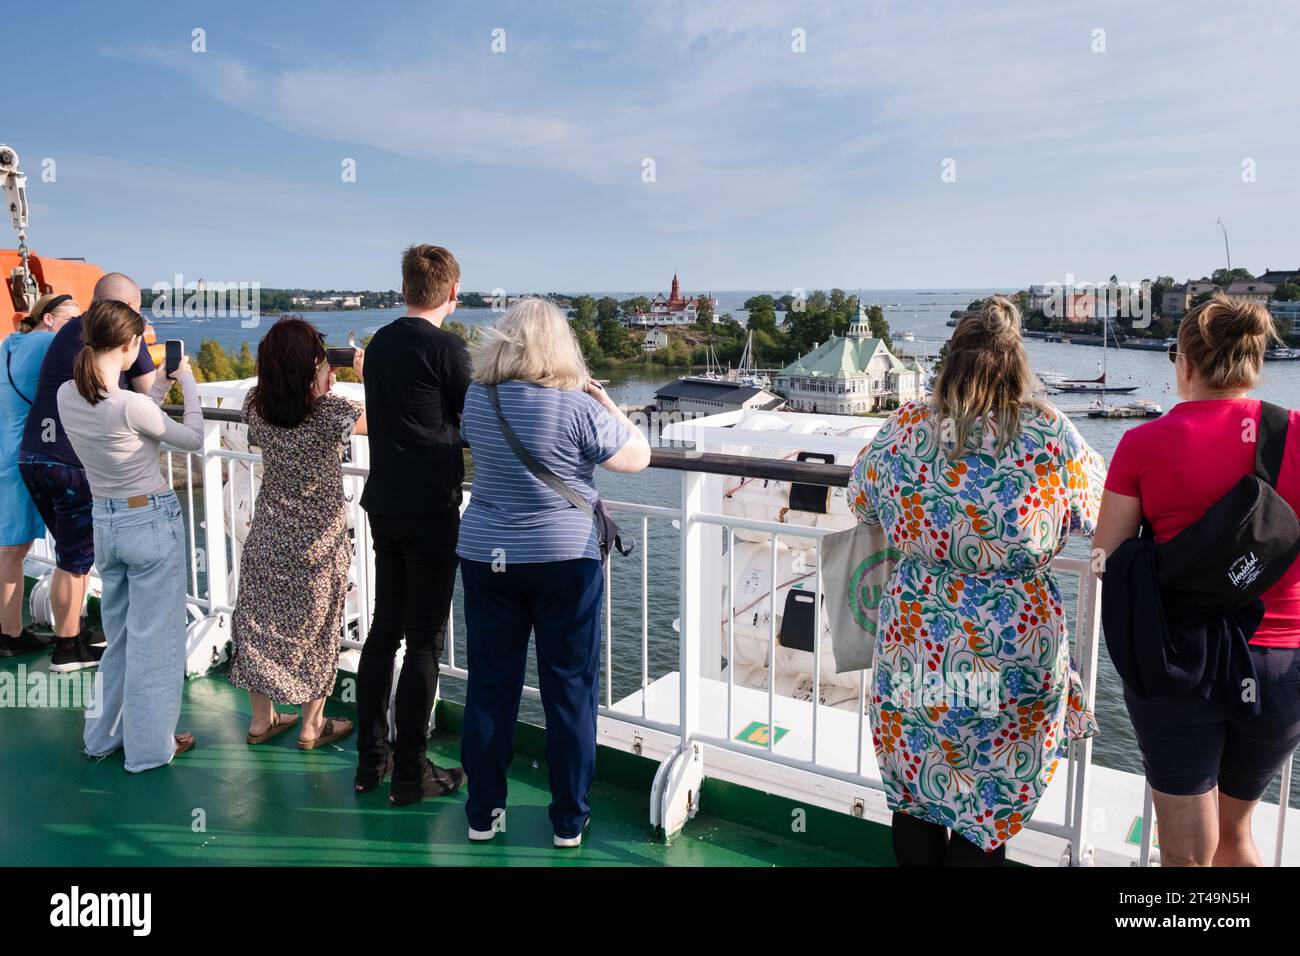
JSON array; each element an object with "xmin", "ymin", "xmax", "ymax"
[
  {"xmin": 848, "ymin": 400, "xmax": 1104, "ymax": 851},
  {"xmin": 229, "ymin": 394, "xmax": 363, "ymax": 704}
]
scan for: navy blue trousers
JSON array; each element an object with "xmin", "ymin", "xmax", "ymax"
[{"xmin": 460, "ymin": 557, "xmax": 603, "ymax": 838}]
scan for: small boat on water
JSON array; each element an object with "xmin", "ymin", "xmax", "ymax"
[
  {"xmin": 1050, "ymin": 321, "xmax": 1139, "ymax": 394},
  {"xmin": 1052, "ymin": 374, "xmax": 1139, "ymax": 395},
  {"xmin": 1087, "ymin": 399, "xmax": 1163, "ymax": 419}
]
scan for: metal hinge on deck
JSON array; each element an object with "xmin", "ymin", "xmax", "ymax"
[{"xmin": 650, "ymin": 741, "xmax": 704, "ymax": 843}]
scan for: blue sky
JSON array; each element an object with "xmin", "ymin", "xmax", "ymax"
[{"xmin": 9, "ymin": 0, "xmax": 1300, "ymax": 293}]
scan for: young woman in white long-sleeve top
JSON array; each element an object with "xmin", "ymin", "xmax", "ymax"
[{"xmin": 56, "ymin": 299, "xmax": 204, "ymax": 772}]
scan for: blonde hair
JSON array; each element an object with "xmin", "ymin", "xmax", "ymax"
[
  {"xmin": 22, "ymin": 293, "xmax": 72, "ymax": 332},
  {"xmin": 470, "ymin": 298, "xmax": 589, "ymax": 389},
  {"xmin": 932, "ymin": 295, "xmax": 1041, "ymax": 456},
  {"xmin": 1178, "ymin": 292, "xmax": 1278, "ymax": 394}
]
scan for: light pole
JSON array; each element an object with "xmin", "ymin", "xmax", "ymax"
[{"xmin": 1217, "ymin": 218, "xmax": 1232, "ymax": 272}]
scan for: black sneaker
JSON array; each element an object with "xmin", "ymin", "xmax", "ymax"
[
  {"xmin": 389, "ymin": 760, "xmax": 465, "ymax": 807},
  {"xmin": 0, "ymin": 629, "xmax": 52, "ymax": 658},
  {"xmin": 49, "ymin": 634, "xmax": 103, "ymax": 673},
  {"xmin": 83, "ymin": 627, "xmax": 107, "ymax": 649}
]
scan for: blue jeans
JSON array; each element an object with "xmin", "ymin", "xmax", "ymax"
[
  {"xmin": 460, "ymin": 558, "xmax": 604, "ymax": 838},
  {"xmin": 84, "ymin": 491, "xmax": 188, "ymax": 772}
]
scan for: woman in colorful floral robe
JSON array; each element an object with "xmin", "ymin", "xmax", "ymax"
[{"xmin": 848, "ymin": 298, "xmax": 1105, "ymax": 863}]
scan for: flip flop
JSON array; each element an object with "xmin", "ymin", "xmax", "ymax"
[
  {"xmin": 174, "ymin": 733, "xmax": 196, "ymax": 757},
  {"xmin": 246, "ymin": 712, "xmax": 300, "ymax": 745},
  {"xmin": 298, "ymin": 717, "xmax": 354, "ymax": 751}
]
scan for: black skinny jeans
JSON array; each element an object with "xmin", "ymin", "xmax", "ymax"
[{"xmin": 356, "ymin": 510, "xmax": 460, "ymax": 784}]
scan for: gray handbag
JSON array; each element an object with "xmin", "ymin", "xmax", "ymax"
[
  {"xmin": 820, "ymin": 521, "xmax": 900, "ymax": 672},
  {"xmin": 484, "ymin": 384, "xmax": 632, "ymax": 562}
]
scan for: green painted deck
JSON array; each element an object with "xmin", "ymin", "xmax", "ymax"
[{"xmin": 0, "ymin": 652, "xmax": 887, "ymax": 867}]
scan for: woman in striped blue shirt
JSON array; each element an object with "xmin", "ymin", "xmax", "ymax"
[{"xmin": 458, "ymin": 298, "xmax": 649, "ymax": 848}]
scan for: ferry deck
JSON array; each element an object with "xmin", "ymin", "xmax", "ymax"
[{"xmin": 4, "ymin": 392, "xmax": 1298, "ymax": 869}]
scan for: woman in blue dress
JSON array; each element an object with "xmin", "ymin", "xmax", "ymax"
[{"xmin": 0, "ymin": 293, "xmax": 80, "ymax": 657}]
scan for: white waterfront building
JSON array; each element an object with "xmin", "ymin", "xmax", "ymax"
[{"xmin": 773, "ymin": 304, "xmax": 926, "ymax": 414}]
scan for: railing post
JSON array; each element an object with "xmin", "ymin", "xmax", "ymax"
[
  {"xmin": 699, "ymin": 474, "xmax": 723, "ymax": 681},
  {"xmin": 200, "ymin": 418, "xmax": 230, "ymax": 613},
  {"xmin": 1139, "ymin": 783, "xmax": 1157, "ymax": 866},
  {"xmin": 182, "ymin": 416, "xmax": 235, "ymax": 677},
  {"xmin": 1274, "ymin": 752, "xmax": 1293, "ymax": 867},
  {"xmin": 678, "ymin": 468, "xmax": 704, "ymax": 742},
  {"xmin": 649, "ymin": 468, "xmax": 706, "ymax": 840},
  {"xmin": 1066, "ymin": 561, "xmax": 1102, "ymax": 865},
  {"xmin": 348, "ymin": 434, "xmax": 373, "ymax": 648}
]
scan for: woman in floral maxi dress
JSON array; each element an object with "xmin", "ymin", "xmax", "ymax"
[
  {"xmin": 847, "ymin": 296, "xmax": 1104, "ymax": 865},
  {"xmin": 229, "ymin": 317, "xmax": 366, "ymax": 750}
]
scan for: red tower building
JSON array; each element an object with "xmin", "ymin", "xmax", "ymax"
[{"xmin": 668, "ymin": 272, "xmax": 685, "ymax": 308}]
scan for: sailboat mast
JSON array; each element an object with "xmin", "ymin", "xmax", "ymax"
[{"xmin": 1101, "ymin": 314, "xmax": 1109, "ymax": 409}]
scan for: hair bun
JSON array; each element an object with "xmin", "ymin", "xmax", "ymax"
[
  {"xmin": 1229, "ymin": 301, "xmax": 1273, "ymax": 339},
  {"xmin": 978, "ymin": 295, "xmax": 1021, "ymax": 338}
]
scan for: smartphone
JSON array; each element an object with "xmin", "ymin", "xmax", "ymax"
[
  {"xmin": 165, "ymin": 340, "xmax": 184, "ymax": 376},
  {"xmin": 326, "ymin": 346, "xmax": 357, "ymax": 368}
]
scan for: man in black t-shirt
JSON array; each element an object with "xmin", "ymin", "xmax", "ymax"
[{"xmin": 355, "ymin": 245, "xmax": 471, "ymax": 805}]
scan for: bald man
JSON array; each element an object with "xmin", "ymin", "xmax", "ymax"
[{"xmin": 15, "ymin": 272, "xmax": 158, "ymax": 671}]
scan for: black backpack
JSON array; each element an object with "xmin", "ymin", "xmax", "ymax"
[{"xmin": 1157, "ymin": 402, "xmax": 1300, "ymax": 614}]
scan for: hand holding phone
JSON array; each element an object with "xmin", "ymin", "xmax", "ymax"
[
  {"xmin": 326, "ymin": 347, "xmax": 357, "ymax": 368},
  {"xmin": 326, "ymin": 329, "xmax": 360, "ymax": 369}
]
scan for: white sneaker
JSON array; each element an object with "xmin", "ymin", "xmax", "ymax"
[
  {"xmin": 468, "ymin": 810, "xmax": 505, "ymax": 842},
  {"xmin": 554, "ymin": 820, "xmax": 590, "ymax": 848}
]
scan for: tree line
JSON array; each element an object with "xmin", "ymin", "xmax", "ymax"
[
  {"xmin": 566, "ymin": 290, "xmax": 895, "ymax": 371},
  {"xmin": 174, "ymin": 291, "xmax": 904, "ymax": 392}
]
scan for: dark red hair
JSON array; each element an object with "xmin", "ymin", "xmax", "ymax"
[{"xmin": 246, "ymin": 316, "xmax": 327, "ymax": 428}]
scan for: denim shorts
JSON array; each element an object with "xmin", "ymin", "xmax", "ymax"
[
  {"xmin": 1123, "ymin": 645, "xmax": 1300, "ymax": 800},
  {"xmin": 17, "ymin": 457, "xmax": 94, "ymax": 574}
]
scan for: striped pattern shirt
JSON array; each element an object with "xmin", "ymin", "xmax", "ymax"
[{"xmin": 457, "ymin": 380, "xmax": 629, "ymax": 563}]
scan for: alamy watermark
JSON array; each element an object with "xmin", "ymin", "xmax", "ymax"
[
  {"xmin": 148, "ymin": 273, "xmax": 261, "ymax": 328},
  {"xmin": 0, "ymin": 664, "xmax": 103, "ymax": 717},
  {"xmin": 1036, "ymin": 275, "xmax": 1153, "ymax": 327},
  {"xmin": 878, "ymin": 669, "xmax": 1003, "ymax": 716}
]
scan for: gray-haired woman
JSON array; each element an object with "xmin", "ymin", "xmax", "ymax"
[{"xmin": 457, "ymin": 298, "xmax": 649, "ymax": 848}]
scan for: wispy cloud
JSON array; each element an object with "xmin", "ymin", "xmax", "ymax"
[{"xmin": 22, "ymin": 0, "xmax": 1300, "ymax": 287}]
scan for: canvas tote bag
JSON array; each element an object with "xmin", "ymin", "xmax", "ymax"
[{"xmin": 820, "ymin": 521, "xmax": 900, "ymax": 672}]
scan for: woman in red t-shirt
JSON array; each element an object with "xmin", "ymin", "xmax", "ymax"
[{"xmin": 1094, "ymin": 294, "xmax": 1300, "ymax": 867}]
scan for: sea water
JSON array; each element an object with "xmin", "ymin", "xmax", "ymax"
[{"xmin": 157, "ymin": 289, "xmax": 1300, "ymax": 804}]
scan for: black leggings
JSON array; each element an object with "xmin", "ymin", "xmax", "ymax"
[{"xmin": 891, "ymin": 812, "xmax": 1007, "ymax": 867}]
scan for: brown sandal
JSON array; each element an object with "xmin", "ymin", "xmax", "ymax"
[
  {"xmin": 298, "ymin": 717, "xmax": 354, "ymax": 751},
  {"xmin": 246, "ymin": 712, "xmax": 299, "ymax": 745},
  {"xmin": 174, "ymin": 733, "xmax": 196, "ymax": 757}
]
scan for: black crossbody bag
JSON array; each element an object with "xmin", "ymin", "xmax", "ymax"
[
  {"xmin": 484, "ymin": 384, "xmax": 632, "ymax": 563},
  {"xmin": 1157, "ymin": 401, "xmax": 1300, "ymax": 614}
]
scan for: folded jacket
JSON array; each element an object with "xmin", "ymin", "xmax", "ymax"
[{"xmin": 1102, "ymin": 535, "xmax": 1263, "ymax": 718}]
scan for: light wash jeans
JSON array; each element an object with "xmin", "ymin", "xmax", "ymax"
[{"xmin": 84, "ymin": 491, "xmax": 188, "ymax": 772}]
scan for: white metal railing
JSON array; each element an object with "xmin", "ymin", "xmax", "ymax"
[{"xmin": 24, "ymin": 410, "xmax": 1296, "ymax": 866}]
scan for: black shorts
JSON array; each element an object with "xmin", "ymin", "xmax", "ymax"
[
  {"xmin": 1123, "ymin": 646, "xmax": 1300, "ymax": 800},
  {"xmin": 17, "ymin": 457, "xmax": 95, "ymax": 575}
]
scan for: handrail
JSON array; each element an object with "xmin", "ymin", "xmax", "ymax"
[
  {"xmin": 148, "ymin": 400, "xmax": 1293, "ymax": 865},
  {"xmin": 163, "ymin": 403, "xmax": 854, "ymax": 487}
]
